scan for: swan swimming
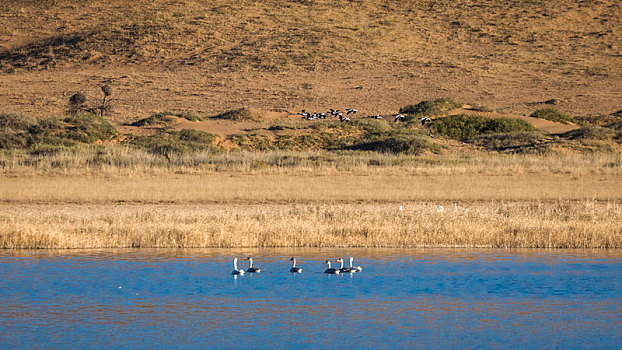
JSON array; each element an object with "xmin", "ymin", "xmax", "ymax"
[
  {"xmin": 324, "ymin": 260, "xmax": 340, "ymax": 274},
  {"xmin": 231, "ymin": 258, "xmax": 245, "ymax": 275},
  {"xmin": 289, "ymin": 257, "xmax": 303, "ymax": 273},
  {"xmin": 336, "ymin": 258, "xmax": 356, "ymax": 273},
  {"xmin": 245, "ymin": 257, "xmax": 261, "ymax": 273},
  {"xmin": 349, "ymin": 257, "xmax": 363, "ymax": 272}
]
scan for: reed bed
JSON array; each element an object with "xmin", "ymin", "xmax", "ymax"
[
  {"xmin": 1, "ymin": 149, "xmax": 621, "ymax": 249},
  {"xmin": 1, "ymin": 202, "xmax": 620, "ymax": 249}
]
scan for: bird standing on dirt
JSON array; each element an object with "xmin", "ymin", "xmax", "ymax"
[
  {"xmin": 346, "ymin": 108, "xmax": 358, "ymax": 115},
  {"xmin": 420, "ymin": 117, "xmax": 432, "ymax": 126},
  {"xmin": 394, "ymin": 114, "xmax": 405, "ymax": 122}
]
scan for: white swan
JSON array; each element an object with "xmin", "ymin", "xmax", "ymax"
[
  {"xmin": 336, "ymin": 258, "xmax": 356, "ymax": 273},
  {"xmin": 245, "ymin": 257, "xmax": 261, "ymax": 273},
  {"xmin": 349, "ymin": 257, "xmax": 362, "ymax": 272},
  {"xmin": 324, "ymin": 260, "xmax": 340, "ymax": 274},
  {"xmin": 289, "ymin": 257, "xmax": 302, "ymax": 273},
  {"xmin": 232, "ymin": 258, "xmax": 245, "ymax": 275}
]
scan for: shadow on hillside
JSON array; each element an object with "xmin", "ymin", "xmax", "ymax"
[
  {"xmin": 0, "ymin": 24, "xmax": 168, "ymax": 72},
  {"xmin": 0, "ymin": 32, "xmax": 95, "ymax": 71}
]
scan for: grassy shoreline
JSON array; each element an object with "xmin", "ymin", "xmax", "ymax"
[
  {"xmin": 1, "ymin": 150, "xmax": 621, "ymax": 249},
  {"xmin": 1, "ymin": 201, "xmax": 620, "ymax": 249}
]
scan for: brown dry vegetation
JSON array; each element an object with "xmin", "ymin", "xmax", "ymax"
[
  {"xmin": 0, "ymin": 0, "xmax": 620, "ymax": 120},
  {"xmin": 1, "ymin": 201, "xmax": 620, "ymax": 249},
  {"xmin": 1, "ymin": 1, "xmax": 621, "ymax": 249},
  {"xmin": 1, "ymin": 151, "xmax": 621, "ymax": 249}
]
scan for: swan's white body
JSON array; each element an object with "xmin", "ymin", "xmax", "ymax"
[
  {"xmin": 289, "ymin": 257, "xmax": 302, "ymax": 273},
  {"xmin": 246, "ymin": 257, "xmax": 261, "ymax": 273},
  {"xmin": 349, "ymin": 257, "xmax": 362, "ymax": 272},
  {"xmin": 324, "ymin": 260, "xmax": 340, "ymax": 274},
  {"xmin": 337, "ymin": 258, "xmax": 356, "ymax": 273},
  {"xmin": 232, "ymin": 258, "xmax": 245, "ymax": 275}
]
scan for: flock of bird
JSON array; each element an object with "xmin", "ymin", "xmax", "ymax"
[
  {"xmin": 231, "ymin": 257, "xmax": 363, "ymax": 275},
  {"xmin": 297, "ymin": 108, "xmax": 434, "ymax": 127}
]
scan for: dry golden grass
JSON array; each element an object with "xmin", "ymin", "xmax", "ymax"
[
  {"xmin": 1, "ymin": 202, "xmax": 620, "ymax": 249},
  {"xmin": 1, "ymin": 0, "xmax": 620, "ymax": 119},
  {"xmin": 2, "ymin": 147, "xmax": 621, "ymax": 177},
  {"xmin": 0, "ymin": 150, "xmax": 621, "ymax": 249}
]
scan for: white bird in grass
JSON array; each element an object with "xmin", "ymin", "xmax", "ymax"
[
  {"xmin": 324, "ymin": 260, "xmax": 340, "ymax": 274},
  {"xmin": 394, "ymin": 114, "xmax": 405, "ymax": 122},
  {"xmin": 245, "ymin": 257, "xmax": 261, "ymax": 273},
  {"xmin": 420, "ymin": 117, "xmax": 432, "ymax": 126},
  {"xmin": 371, "ymin": 114, "xmax": 383, "ymax": 119},
  {"xmin": 289, "ymin": 257, "xmax": 303, "ymax": 273},
  {"xmin": 232, "ymin": 258, "xmax": 245, "ymax": 275}
]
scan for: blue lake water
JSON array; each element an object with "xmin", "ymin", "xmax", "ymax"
[{"xmin": 1, "ymin": 248, "xmax": 621, "ymax": 349}]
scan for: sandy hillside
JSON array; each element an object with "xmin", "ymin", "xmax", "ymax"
[{"xmin": 0, "ymin": 0, "xmax": 620, "ymax": 123}]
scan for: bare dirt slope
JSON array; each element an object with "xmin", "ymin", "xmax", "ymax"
[{"xmin": 0, "ymin": 0, "xmax": 620, "ymax": 122}]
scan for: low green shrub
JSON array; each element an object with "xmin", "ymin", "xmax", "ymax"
[
  {"xmin": 530, "ymin": 108, "xmax": 576, "ymax": 124},
  {"xmin": 212, "ymin": 108, "xmax": 262, "ymax": 122},
  {"xmin": 129, "ymin": 129, "xmax": 219, "ymax": 155},
  {"xmin": 472, "ymin": 131, "xmax": 543, "ymax": 152},
  {"xmin": 399, "ymin": 98, "xmax": 462, "ymax": 117},
  {"xmin": 130, "ymin": 111, "xmax": 203, "ymax": 127},
  {"xmin": 0, "ymin": 113, "xmax": 37, "ymax": 132},
  {"xmin": 351, "ymin": 118, "xmax": 393, "ymax": 135},
  {"xmin": 230, "ymin": 133, "xmax": 274, "ymax": 151},
  {"xmin": 62, "ymin": 113, "xmax": 117, "ymax": 143},
  {"xmin": 562, "ymin": 126, "xmax": 616, "ymax": 141},
  {"xmin": 348, "ymin": 134, "xmax": 440, "ymax": 155},
  {"xmin": 432, "ymin": 115, "xmax": 535, "ymax": 141},
  {"xmin": 1, "ymin": 114, "xmax": 78, "ymax": 150}
]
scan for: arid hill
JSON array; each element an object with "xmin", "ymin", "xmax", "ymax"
[{"xmin": 0, "ymin": 0, "xmax": 620, "ymax": 122}]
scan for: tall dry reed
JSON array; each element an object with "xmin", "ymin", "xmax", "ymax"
[
  {"xmin": 0, "ymin": 202, "xmax": 620, "ymax": 249},
  {"xmin": 1, "ymin": 148, "xmax": 621, "ymax": 249}
]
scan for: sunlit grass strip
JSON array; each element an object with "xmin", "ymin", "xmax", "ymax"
[
  {"xmin": 1, "ymin": 147, "xmax": 621, "ymax": 176},
  {"xmin": 0, "ymin": 202, "xmax": 620, "ymax": 249}
]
